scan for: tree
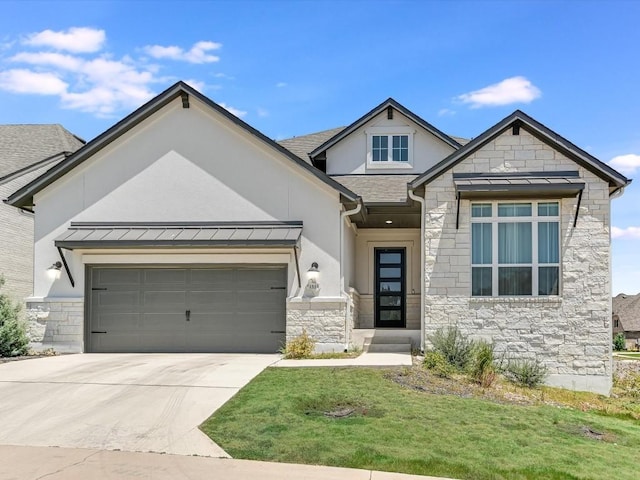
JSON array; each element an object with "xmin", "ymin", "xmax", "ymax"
[{"xmin": 0, "ymin": 276, "xmax": 29, "ymax": 357}]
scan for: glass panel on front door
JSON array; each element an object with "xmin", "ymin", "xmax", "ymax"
[{"xmin": 375, "ymin": 248, "xmax": 406, "ymax": 328}]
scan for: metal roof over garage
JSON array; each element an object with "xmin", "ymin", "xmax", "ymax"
[{"xmin": 54, "ymin": 221, "xmax": 303, "ymax": 249}]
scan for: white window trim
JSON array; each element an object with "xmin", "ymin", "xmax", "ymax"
[
  {"xmin": 470, "ymin": 200, "xmax": 561, "ymax": 298},
  {"xmin": 365, "ymin": 127, "xmax": 415, "ymax": 169}
]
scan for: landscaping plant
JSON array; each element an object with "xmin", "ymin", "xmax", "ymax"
[
  {"xmin": 470, "ymin": 340, "xmax": 497, "ymax": 388},
  {"xmin": 613, "ymin": 332, "xmax": 626, "ymax": 351},
  {"xmin": 280, "ymin": 329, "xmax": 315, "ymax": 359},
  {"xmin": 0, "ymin": 276, "xmax": 29, "ymax": 357},
  {"xmin": 428, "ymin": 325, "xmax": 475, "ymax": 370},
  {"xmin": 504, "ymin": 358, "xmax": 548, "ymax": 388},
  {"xmin": 423, "ymin": 350, "xmax": 455, "ymax": 378}
]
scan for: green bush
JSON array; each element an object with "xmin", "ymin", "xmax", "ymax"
[
  {"xmin": 613, "ymin": 333, "xmax": 626, "ymax": 351},
  {"xmin": 423, "ymin": 350, "xmax": 455, "ymax": 378},
  {"xmin": 0, "ymin": 276, "xmax": 29, "ymax": 357},
  {"xmin": 504, "ymin": 358, "xmax": 548, "ymax": 388},
  {"xmin": 428, "ymin": 326, "xmax": 474, "ymax": 370},
  {"xmin": 281, "ymin": 330, "xmax": 315, "ymax": 359},
  {"xmin": 470, "ymin": 341, "xmax": 497, "ymax": 388}
]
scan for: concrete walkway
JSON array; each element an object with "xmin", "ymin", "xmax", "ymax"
[
  {"xmin": 275, "ymin": 351, "xmax": 412, "ymax": 367},
  {"xmin": 0, "ymin": 445, "xmax": 453, "ymax": 480}
]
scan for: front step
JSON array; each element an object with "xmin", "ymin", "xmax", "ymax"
[{"xmin": 363, "ymin": 336, "xmax": 412, "ymax": 353}]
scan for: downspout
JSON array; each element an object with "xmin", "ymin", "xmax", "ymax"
[
  {"xmin": 408, "ymin": 188, "xmax": 425, "ymax": 352},
  {"xmin": 340, "ymin": 201, "xmax": 362, "ymax": 351}
]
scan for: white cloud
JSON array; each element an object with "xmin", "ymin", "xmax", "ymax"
[
  {"xmin": 219, "ymin": 102, "xmax": 247, "ymax": 118},
  {"xmin": 11, "ymin": 51, "xmax": 83, "ymax": 70},
  {"xmin": 257, "ymin": 108, "xmax": 269, "ymax": 117},
  {"xmin": 144, "ymin": 41, "xmax": 221, "ymax": 64},
  {"xmin": 24, "ymin": 27, "xmax": 105, "ymax": 53},
  {"xmin": 438, "ymin": 108, "xmax": 456, "ymax": 117},
  {"xmin": 612, "ymin": 226, "xmax": 640, "ymax": 239},
  {"xmin": 276, "ymin": 82, "xmax": 287, "ymax": 88},
  {"xmin": 0, "ymin": 69, "xmax": 67, "ymax": 95},
  {"xmin": 608, "ymin": 154, "xmax": 640, "ymax": 176},
  {"xmin": 457, "ymin": 76, "xmax": 541, "ymax": 108}
]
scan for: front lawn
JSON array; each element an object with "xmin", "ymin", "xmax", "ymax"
[
  {"xmin": 615, "ymin": 352, "xmax": 640, "ymax": 360},
  {"xmin": 201, "ymin": 367, "xmax": 640, "ymax": 480}
]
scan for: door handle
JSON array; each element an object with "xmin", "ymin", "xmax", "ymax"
[{"xmin": 186, "ymin": 310, "xmax": 191, "ymax": 321}]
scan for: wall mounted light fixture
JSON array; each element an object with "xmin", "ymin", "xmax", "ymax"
[
  {"xmin": 307, "ymin": 262, "xmax": 319, "ymax": 280},
  {"xmin": 47, "ymin": 261, "xmax": 62, "ymax": 280}
]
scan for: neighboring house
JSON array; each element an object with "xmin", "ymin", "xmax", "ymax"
[
  {"xmin": 4, "ymin": 82, "xmax": 630, "ymax": 394},
  {"xmin": 0, "ymin": 125, "xmax": 84, "ymax": 304},
  {"xmin": 613, "ymin": 293, "xmax": 640, "ymax": 350}
]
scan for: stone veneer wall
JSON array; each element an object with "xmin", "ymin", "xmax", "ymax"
[
  {"xmin": 286, "ymin": 299, "xmax": 347, "ymax": 352},
  {"xmin": 423, "ymin": 128, "xmax": 613, "ymax": 394},
  {"xmin": 25, "ymin": 299, "xmax": 84, "ymax": 352}
]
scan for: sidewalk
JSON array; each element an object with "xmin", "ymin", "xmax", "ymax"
[
  {"xmin": 274, "ymin": 351, "xmax": 412, "ymax": 367},
  {"xmin": 0, "ymin": 445, "xmax": 453, "ymax": 480}
]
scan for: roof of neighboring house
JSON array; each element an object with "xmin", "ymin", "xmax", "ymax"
[
  {"xmin": 6, "ymin": 82, "xmax": 360, "ymax": 209},
  {"xmin": 308, "ymin": 98, "xmax": 463, "ymax": 159},
  {"xmin": 613, "ymin": 293, "xmax": 640, "ymax": 333},
  {"xmin": 409, "ymin": 110, "xmax": 631, "ymax": 190},
  {"xmin": 0, "ymin": 124, "xmax": 84, "ymax": 178},
  {"xmin": 278, "ymin": 127, "xmax": 345, "ymax": 163},
  {"xmin": 330, "ymin": 174, "xmax": 418, "ymax": 204}
]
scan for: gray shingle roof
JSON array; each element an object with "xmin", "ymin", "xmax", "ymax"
[
  {"xmin": 278, "ymin": 127, "xmax": 346, "ymax": 162},
  {"xmin": 330, "ymin": 175, "xmax": 418, "ymax": 204},
  {"xmin": 0, "ymin": 124, "xmax": 84, "ymax": 178},
  {"xmin": 613, "ymin": 293, "xmax": 640, "ymax": 333}
]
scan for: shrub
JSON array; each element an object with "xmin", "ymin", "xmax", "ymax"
[
  {"xmin": 613, "ymin": 333, "xmax": 626, "ymax": 352},
  {"xmin": 281, "ymin": 330, "xmax": 315, "ymax": 359},
  {"xmin": 614, "ymin": 371, "xmax": 640, "ymax": 398},
  {"xmin": 423, "ymin": 350, "xmax": 455, "ymax": 378},
  {"xmin": 504, "ymin": 358, "xmax": 548, "ymax": 388},
  {"xmin": 428, "ymin": 326, "xmax": 474, "ymax": 370},
  {"xmin": 0, "ymin": 276, "xmax": 29, "ymax": 357},
  {"xmin": 470, "ymin": 341, "xmax": 497, "ymax": 388}
]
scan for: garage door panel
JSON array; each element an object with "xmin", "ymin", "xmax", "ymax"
[
  {"xmin": 144, "ymin": 269, "xmax": 187, "ymax": 284},
  {"xmin": 89, "ymin": 266, "xmax": 286, "ymax": 353},
  {"xmin": 94, "ymin": 268, "xmax": 142, "ymax": 285}
]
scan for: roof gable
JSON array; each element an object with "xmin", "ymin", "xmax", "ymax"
[
  {"xmin": 309, "ymin": 98, "xmax": 462, "ymax": 160},
  {"xmin": 6, "ymin": 82, "xmax": 359, "ymax": 209},
  {"xmin": 409, "ymin": 110, "xmax": 631, "ymax": 190}
]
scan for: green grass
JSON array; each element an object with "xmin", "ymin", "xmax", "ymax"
[
  {"xmin": 201, "ymin": 367, "xmax": 640, "ymax": 480},
  {"xmin": 615, "ymin": 352, "xmax": 640, "ymax": 360}
]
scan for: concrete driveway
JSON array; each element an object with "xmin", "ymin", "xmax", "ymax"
[{"xmin": 0, "ymin": 353, "xmax": 278, "ymax": 457}]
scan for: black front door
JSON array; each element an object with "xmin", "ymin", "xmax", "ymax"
[{"xmin": 374, "ymin": 248, "xmax": 406, "ymax": 328}]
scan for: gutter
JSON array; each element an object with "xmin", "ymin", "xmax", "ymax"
[
  {"xmin": 408, "ymin": 188, "xmax": 426, "ymax": 352},
  {"xmin": 340, "ymin": 201, "xmax": 362, "ymax": 351}
]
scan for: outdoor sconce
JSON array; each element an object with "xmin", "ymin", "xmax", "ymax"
[
  {"xmin": 47, "ymin": 261, "xmax": 62, "ymax": 280},
  {"xmin": 307, "ymin": 262, "xmax": 320, "ymax": 280}
]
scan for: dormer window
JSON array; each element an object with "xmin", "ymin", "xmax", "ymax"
[{"xmin": 366, "ymin": 127, "xmax": 414, "ymax": 168}]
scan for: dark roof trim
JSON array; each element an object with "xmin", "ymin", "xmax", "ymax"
[
  {"xmin": 452, "ymin": 170, "xmax": 580, "ymax": 179},
  {"xmin": 409, "ymin": 110, "xmax": 631, "ymax": 190},
  {"xmin": 6, "ymin": 82, "xmax": 360, "ymax": 208},
  {"xmin": 0, "ymin": 151, "xmax": 71, "ymax": 187},
  {"xmin": 309, "ymin": 98, "xmax": 462, "ymax": 159}
]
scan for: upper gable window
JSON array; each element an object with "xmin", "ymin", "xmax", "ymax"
[{"xmin": 366, "ymin": 127, "xmax": 414, "ymax": 169}]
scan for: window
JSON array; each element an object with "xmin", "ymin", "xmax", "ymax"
[
  {"xmin": 366, "ymin": 127, "xmax": 414, "ymax": 167},
  {"xmin": 471, "ymin": 201, "xmax": 560, "ymax": 297},
  {"xmin": 371, "ymin": 135, "xmax": 409, "ymax": 162}
]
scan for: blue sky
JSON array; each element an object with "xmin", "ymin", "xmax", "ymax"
[{"xmin": 1, "ymin": 0, "xmax": 638, "ymax": 294}]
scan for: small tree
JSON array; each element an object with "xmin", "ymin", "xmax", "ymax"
[
  {"xmin": 0, "ymin": 276, "xmax": 29, "ymax": 357},
  {"xmin": 613, "ymin": 332, "xmax": 626, "ymax": 352}
]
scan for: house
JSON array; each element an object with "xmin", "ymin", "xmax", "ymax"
[
  {"xmin": 0, "ymin": 125, "xmax": 84, "ymax": 304},
  {"xmin": 4, "ymin": 82, "xmax": 630, "ymax": 394},
  {"xmin": 613, "ymin": 293, "xmax": 640, "ymax": 350}
]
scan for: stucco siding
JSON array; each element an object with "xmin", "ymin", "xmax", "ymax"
[
  {"xmin": 423, "ymin": 128, "xmax": 613, "ymax": 394},
  {"xmin": 32, "ymin": 97, "xmax": 344, "ymax": 302},
  {"xmin": 325, "ymin": 110, "xmax": 455, "ymax": 175}
]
